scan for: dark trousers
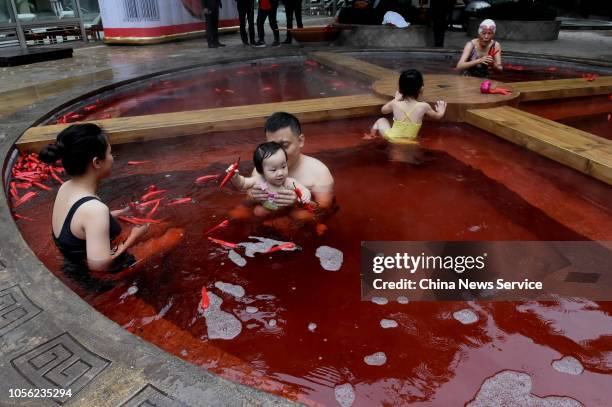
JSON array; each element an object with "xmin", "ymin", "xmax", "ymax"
[
  {"xmin": 430, "ymin": 0, "xmax": 454, "ymax": 47},
  {"xmin": 257, "ymin": 0, "xmax": 279, "ymax": 43},
  {"xmin": 237, "ymin": 0, "xmax": 255, "ymax": 44},
  {"xmin": 205, "ymin": 2, "xmax": 220, "ymax": 45},
  {"xmin": 283, "ymin": 0, "xmax": 303, "ymax": 41}
]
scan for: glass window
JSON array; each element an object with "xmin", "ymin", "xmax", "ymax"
[
  {"xmin": 0, "ymin": 0, "xmax": 13, "ymax": 23},
  {"xmin": 16, "ymin": 0, "xmax": 79, "ymax": 22},
  {"xmin": 79, "ymin": 0, "xmax": 100, "ymax": 24}
]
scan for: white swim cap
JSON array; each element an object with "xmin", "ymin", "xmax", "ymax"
[{"xmin": 479, "ymin": 19, "xmax": 496, "ymax": 34}]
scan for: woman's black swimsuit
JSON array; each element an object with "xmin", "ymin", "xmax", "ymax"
[{"xmin": 53, "ymin": 196, "xmax": 134, "ymax": 275}]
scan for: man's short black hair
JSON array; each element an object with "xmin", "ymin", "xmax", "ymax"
[
  {"xmin": 264, "ymin": 112, "xmax": 301, "ymax": 136},
  {"xmin": 253, "ymin": 142, "xmax": 287, "ymax": 174}
]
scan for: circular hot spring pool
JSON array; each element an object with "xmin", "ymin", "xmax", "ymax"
[{"xmin": 8, "ymin": 52, "xmax": 612, "ymax": 406}]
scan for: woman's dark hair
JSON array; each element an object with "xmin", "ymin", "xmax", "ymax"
[
  {"xmin": 253, "ymin": 142, "xmax": 287, "ymax": 174},
  {"xmin": 398, "ymin": 69, "xmax": 423, "ymax": 99},
  {"xmin": 264, "ymin": 112, "xmax": 301, "ymax": 136},
  {"xmin": 39, "ymin": 123, "xmax": 109, "ymax": 176}
]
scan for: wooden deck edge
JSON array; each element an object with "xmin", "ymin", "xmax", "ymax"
[
  {"xmin": 514, "ymin": 76, "xmax": 612, "ymax": 101},
  {"xmin": 17, "ymin": 95, "xmax": 386, "ymax": 154},
  {"xmin": 309, "ymin": 51, "xmax": 397, "ymax": 80},
  {"xmin": 465, "ymin": 107, "xmax": 612, "ymax": 186}
]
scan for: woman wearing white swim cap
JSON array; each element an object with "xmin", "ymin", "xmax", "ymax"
[{"xmin": 456, "ymin": 19, "xmax": 503, "ymax": 77}]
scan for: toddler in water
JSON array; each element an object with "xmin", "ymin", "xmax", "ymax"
[
  {"xmin": 230, "ymin": 142, "xmax": 311, "ymax": 217},
  {"xmin": 364, "ymin": 69, "xmax": 447, "ymax": 163}
]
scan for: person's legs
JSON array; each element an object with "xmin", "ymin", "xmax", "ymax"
[
  {"xmin": 363, "ymin": 117, "xmax": 390, "ymax": 139},
  {"xmin": 295, "ymin": 0, "xmax": 303, "ymax": 28},
  {"xmin": 247, "ymin": 0, "xmax": 256, "ymax": 44},
  {"xmin": 256, "ymin": 8, "xmax": 267, "ymax": 44},
  {"xmin": 205, "ymin": 10, "xmax": 215, "ymax": 46},
  {"xmin": 269, "ymin": 0, "xmax": 280, "ymax": 45},
  {"xmin": 238, "ymin": 0, "xmax": 249, "ymax": 44},
  {"xmin": 283, "ymin": 0, "xmax": 294, "ymax": 43},
  {"xmin": 212, "ymin": 4, "xmax": 222, "ymax": 45}
]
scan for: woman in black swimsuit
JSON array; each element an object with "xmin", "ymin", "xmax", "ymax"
[
  {"xmin": 39, "ymin": 124, "xmax": 148, "ymax": 276},
  {"xmin": 456, "ymin": 19, "xmax": 503, "ymax": 78}
]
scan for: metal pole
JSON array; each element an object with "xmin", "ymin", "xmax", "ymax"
[
  {"xmin": 73, "ymin": 0, "xmax": 89, "ymax": 43},
  {"xmin": 332, "ymin": 0, "xmax": 337, "ymax": 16},
  {"xmin": 8, "ymin": 0, "xmax": 27, "ymax": 49}
]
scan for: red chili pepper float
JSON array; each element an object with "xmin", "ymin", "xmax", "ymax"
[
  {"xmin": 200, "ymin": 286, "xmax": 210, "ymax": 310},
  {"xmin": 117, "ymin": 216, "xmax": 162, "ymax": 225},
  {"xmin": 195, "ymin": 174, "xmax": 220, "ymax": 184},
  {"xmin": 219, "ymin": 157, "xmax": 240, "ymax": 189},
  {"xmin": 204, "ymin": 219, "xmax": 229, "ymax": 235},
  {"xmin": 32, "ymin": 182, "xmax": 52, "ymax": 191},
  {"xmin": 166, "ymin": 197, "xmax": 192, "ymax": 206},
  {"xmin": 208, "ymin": 237, "xmax": 239, "ymax": 249},
  {"xmin": 13, "ymin": 191, "xmax": 37, "ymax": 208},
  {"xmin": 128, "ymin": 161, "xmax": 152, "ymax": 165},
  {"xmin": 141, "ymin": 188, "xmax": 167, "ymax": 202},
  {"xmin": 265, "ymin": 242, "xmax": 298, "ymax": 254},
  {"xmin": 14, "ymin": 213, "xmax": 35, "ymax": 221}
]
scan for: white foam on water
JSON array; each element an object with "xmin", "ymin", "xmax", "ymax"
[
  {"xmin": 204, "ymin": 292, "xmax": 242, "ymax": 340},
  {"xmin": 467, "ymin": 370, "xmax": 583, "ymax": 407},
  {"xmin": 246, "ymin": 306, "xmax": 258, "ymax": 314},
  {"xmin": 380, "ymin": 319, "xmax": 398, "ymax": 329},
  {"xmin": 371, "ymin": 297, "xmax": 388, "ymax": 305},
  {"xmin": 228, "ymin": 249, "xmax": 247, "ymax": 267},
  {"xmin": 453, "ymin": 308, "xmax": 479, "ymax": 325},
  {"xmin": 246, "ymin": 323, "xmax": 258, "ymax": 329},
  {"xmin": 552, "ymin": 356, "xmax": 584, "ymax": 375},
  {"xmin": 308, "ymin": 323, "xmax": 317, "ymax": 332},
  {"xmin": 180, "ymin": 350, "xmax": 188, "ymax": 356},
  {"xmin": 315, "ymin": 246, "xmax": 344, "ymax": 271},
  {"xmin": 334, "ymin": 383, "xmax": 355, "ymax": 407},
  {"xmin": 120, "ymin": 284, "xmax": 138, "ymax": 300},
  {"xmin": 240, "ymin": 236, "xmax": 298, "ymax": 258},
  {"xmin": 268, "ymin": 319, "xmax": 277, "ymax": 327},
  {"xmin": 364, "ymin": 352, "xmax": 387, "ymax": 366},
  {"xmin": 397, "ymin": 296, "xmax": 409, "ymax": 304},
  {"xmin": 214, "ymin": 281, "xmax": 245, "ymax": 298},
  {"xmin": 468, "ymin": 225, "xmax": 481, "ymax": 232}
]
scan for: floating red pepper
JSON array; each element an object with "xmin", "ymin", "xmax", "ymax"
[
  {"xmin": 304, "ymin": 60, "xmax": 317, "ymax": 66},
  {"xmin": 265, "ymin": 242, "xmax": 297, "ymax": 254},
  {"xmin": 200, "ymin": 286, "xmax": 210, "ymax": 310},
  {"xmin": 32, "ymin": 182, "xmax": 52, "ymax": 191},
  {"xmin": 141, "ymin": 189, "xmax": 167, "ymax": 202},
  {"xmin": 261, "ymin": 86, "xmax": 272, "ymax": 92},
  {"xmin": 49, "ymin": 167, "xmax": 64, "ymax": 184},
  {"xmin": 117, "ymin": 216, "xmax": 162, "ymax": 225},
  {"xmin": 128, "ymin": 161, "xmax": 152, "ymax": 165},
  {"xmin": 219, "ymin": 157, "xmax": 240, "ymax": 189},
  {"xmin": 13, "ymin": 191, "xmax": 37, "ymax": 208},
  {"xmin": 208, "ymin": 237, "xmax": 239, "ymax": 249},
  {"xmin": 224, "ymin": 89, "xmax": 235, "ymax": 94},
  {"xmin": 204, "ymin": 219, "xmax": 229, "ymax": 235},
  {"xmin": 195, "ymin": 174, "xmax": 220, "ymax": 184},
  {"xmin": 582, "ymin": 73, "xmax": 598, "ymax": 82},
  {"xmin": 166, "ymin": 197, "xmax": 192, "ymax": 206},
  {"xmin": 14, "ymin": 213, "xmax": 35, "ymax": 222},
  {"xmin": 146, "ymin": 199, "xmax": 160, "ymax": 218}
]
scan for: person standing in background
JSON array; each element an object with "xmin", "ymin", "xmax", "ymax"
[
  {"xmin": 282, "ymin": 0, "xmax": 303, "ymax": 44},
  {"xmin": 430, "ymin": 0, "xmax": 455, "ymax": 47},
  {"xmin": 203, "ymin": 0, "xmax": 225, "ymax": 48},
  {"xmin": 254, "ymin": 0, "xmax": 280, "ymax": 47},
  {"xmin": 237, "ymin": 0, "xmax": 256, "ymax": 46}
]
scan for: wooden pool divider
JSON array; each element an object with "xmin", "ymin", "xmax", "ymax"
[
  {"xmin": 465, "ymin": 106, "xmax": 612, "ymax": 185},
  {"xmin": 16, "ymin": 94, "xmax": 387, "ymax": 154}
]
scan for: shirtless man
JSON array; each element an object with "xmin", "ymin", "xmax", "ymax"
[{"xmin": 247, "ymin": 112, "xmax": 335, "ymax": 218}]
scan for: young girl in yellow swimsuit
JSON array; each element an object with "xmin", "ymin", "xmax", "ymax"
[{"xmin": 364, "ymin": 69, "xmax": 447, "ymax": 162}]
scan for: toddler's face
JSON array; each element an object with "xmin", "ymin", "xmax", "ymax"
[{"xmin": 262, "ymin": 149, "xmax": 289, "ymax": 187}]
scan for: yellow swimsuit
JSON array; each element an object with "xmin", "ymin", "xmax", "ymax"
[{"xmin": 383, "ymin": 103, "xmax": 422, "ymax": 145}]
